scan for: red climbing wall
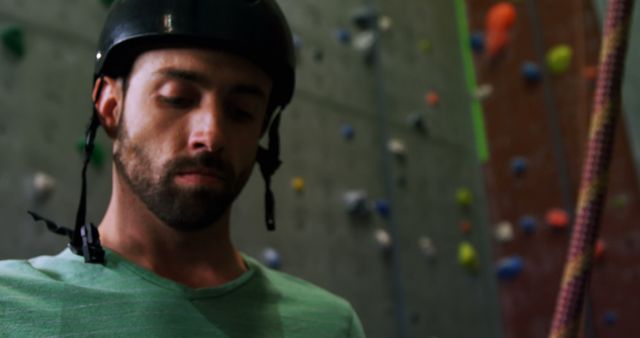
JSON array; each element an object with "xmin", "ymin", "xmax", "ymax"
[{"xmin": 465, "ymin": 0, "xmax": 640, "ymax": 337}]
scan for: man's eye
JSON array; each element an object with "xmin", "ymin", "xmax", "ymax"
[
  {"xmin": 229, "ymin": 108, "xmax": 254, "ymax": 121},
  {"xmin": 159, "ymin": 96, "xmax": 196, "ymax": 108}
]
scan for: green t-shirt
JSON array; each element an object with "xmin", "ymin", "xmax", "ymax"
[{"xmin": 0, "ymin": 248, "xmax": 365, "ymax": 337}]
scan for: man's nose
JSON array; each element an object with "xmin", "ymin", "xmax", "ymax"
[{"xmin": 187, "ymin": 105, "xmax": 226, "ymax": 153}]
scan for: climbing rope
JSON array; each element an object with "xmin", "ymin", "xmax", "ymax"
[{"xmin": 549, "ymin": 1, "xmax": 635, "ymax": 337}]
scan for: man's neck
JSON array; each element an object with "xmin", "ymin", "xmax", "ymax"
[{"xmin": 98, "ymin": 173, "xmax": 247, "ymax": 289}]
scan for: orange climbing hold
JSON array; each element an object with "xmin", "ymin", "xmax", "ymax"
[
  {"xmin": 425, "ymin": 91, "xmax": 440, "ymax": 107},
  {"xmin": 485, "ymin": 2, "xmax": 517, "ymax": 58},
  {"xmin": 546, "ymin": 208, "xmax": 570, "ymax": 229},
  {"xmin": 485, "ymin": 30, "xmax": 510, "ymax": 58},
  {"xmin": 595, "ymin": 239, "xmax": 606, "ymax": 260},
  {"xmin": 460, "ymin": 220, "xmax": 472, "ymax": 234},
  {"xmin": 583, "ymin": 65, "xmax": 599, "ymax": 81},
  {"xmin": 486, "ymin": 2, "xmax": 517, "ymax": 32}
]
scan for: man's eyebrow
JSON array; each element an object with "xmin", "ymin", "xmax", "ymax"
[
  {"xmin": 230, "ymin": 84, "xmax": 267, "ymax": 100},
  {"xmin": 154, "ymin": 68, "xmax": 211, "ymax": 87},
  {"xmin": 153, "ymin": 68, "xmax": 267, "ymax": 99}
]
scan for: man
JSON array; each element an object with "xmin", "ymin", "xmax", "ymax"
[{"xmin": 0, "ymin": 0, "xmax": 365, "ymax": 337}]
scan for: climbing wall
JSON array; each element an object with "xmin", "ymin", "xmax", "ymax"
[
  {"xmin": 464, "ymin": 0, "xmax": 640, "ymax": 337},
  {"xmin": 0, "ymin": 1, "xmax": 504, "ymax": 337}
]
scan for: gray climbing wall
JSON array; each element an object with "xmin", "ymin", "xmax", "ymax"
[{"xmin": 0, "ymin": 1, "xmax": 503, "ymax": 337}]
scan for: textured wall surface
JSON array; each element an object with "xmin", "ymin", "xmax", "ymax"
[{"xmin": 0, "ymin": 1, "xmax": 502, "ymax": 337}]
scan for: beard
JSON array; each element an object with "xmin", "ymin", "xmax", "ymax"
[{"xmin": 112, "ymin": 117, "xmax": 250, "ymax": 232}]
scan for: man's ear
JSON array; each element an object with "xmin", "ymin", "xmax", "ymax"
[{"xmin": 93, "ymin": 76, "xmax": 123, "ymax": 139}]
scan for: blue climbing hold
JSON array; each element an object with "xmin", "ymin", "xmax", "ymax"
[
  {"xmin": 603, "ymin": 310, "xmax": 618, "ymax": 326},
  {"xmin": 470, "ymin": 32, "xmax": 485, "ymax": 53},
  {"xmin": 336, "ymin": 29, "xmax": 351, "ymax": 44},
  {"xmin": 261, "ymin": 248, "xmax": 282, "ymax": 270},
  {"xmin": 292, "ymin": 34, "xmax": 303, "ymax": 50},
  {"xmin": 519, "ymin": 216, "xmax": 537, "ymax": 234},
  {"xmin": 374, "ymin": 199, "xmax": 391, "ymax": 218},
  {"xmin": 496, "ymin": 256, "xmax": 524, "ymax": 280},
  {"xmin": 406, "ymin": 112, "xmax": 426, "ymax": 132},
  {"xmin": 341, "ymin": 124, "xmax": 355, "ymax": 141},
  {"xmin": 522, "ymin": 62, "xmax": 542, "ymax": 83},
  {"xmin": 511, "ymin": 157, "xmax": 528, "ymax": 176}
]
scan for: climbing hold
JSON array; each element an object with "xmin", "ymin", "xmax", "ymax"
[
  {"xmin": 611, "ymin": 193, "xmax": 629, "ymax": 209},
  {"xmin": 519, "ymin": 215, "xmax": 537, "ymax": 234},
  {"xmin": 374, "ymin": 199, "xmax": 391, "ymax": 218},
  {"xmin": 495, "ymin": 221, "xmax": 515, "ymax": 243},
  {"xmin": 485, "ymin": 2, "xmax": 516, "ymax": 58},
  {"xmin": 460, "ymin": 220, "xmax": 472, "ymax": 234},
  {"xmin": 510, "ymin": 156, "xmax": 528, "ymax": 176},
  {"xmin": 76, "ymin": 139, "xmax": 107, "ymax": 170},
  {"xmin": 343, "ymin": 190, "xmax": 370, "ymax": 217},
  {"xmin": 546, "ymin": 45, "xmax": 573, "ymax": 75},
  {"xmin": 31, "ymin": 172, "xmax": 57, "ymax": 203},
  {"xmin": 336, "ymin": 29, "xmax": 351, "ymax": 45},
  {"xmin": 292, "ymin": 34, "xmax": 303, "ymax": 50},
  {"xmin": 458, "ymin": 242, "xmax": 478, "ymax": 271},
  {"xmin": 546, "ymin": 208, "xmax": 570, "ymax": 229},
  {"xmin": 496, "ymin": 256, "xmax": 524, "ymax": 280},
  {"xmin": 312, "ymin": 48, "xmax": 324, "ymax": 63},
  {"xmin": 374, "ymin": 229, "xmax": 393, "ymax": 251},
  {"xmin": 378, "ymin": 16, "xmax": 393, "ymax": 32},
  {"xmin": 100, "ymin": 0, "xmax": 115, "ymax": 8},
  {"xmin": 353, "ymin": 31, "xmax": 376, "ymax": 52},
  {"xmin": 418, "ymin": 39, "xmax": 432, "ymax": 55},
  {"xmin": 485, "ymin": 29, "xmax": 510, "ymax": 58},
  {"xmin": 291, "ymin": 177, "xmax": 305, "ymax": 193},
  {"xmin": 486, "ymin": 2, "xmax": 517, "ymax": 32},
  {"xmin": 583, "ymin": 65, "xmax": 598, "ymax": 81},
  {"xmin": 261, "ymin": 248, "xmax": 282, "ymax": 270},
  {"xmin": 595, "ymin": 239, "xmax": 606, "ymax": 260},
  {"xmin": 406, "ymin": 112, "xmax": 426, "ymax": 132},
  {"xmin": 470, "ymin": 32, "xmax": 485, "ymax": 54},
  {"xmin": 522, "ymin": 62, "xmax": 542, "ymax": 83},
  {"xmin": 418, "ymin": 237, "xmax": 437, "ymax": 258},
  {"xmin": 351, "ymin": 6, "xmax": 378, "ymax": 30},
  {"xmin": 425, "ymin": 91, "xmax": 440, "ymax": 107},
  {"xmin": 1, "ymin": 25, "xmax": 25, "ymax": 59},
  {"xmin": 456, "ymin": 188, "xmax": 473, "ymax": 208},
  {"xmin": 387, "ymin": 139, "xmax": 407, "ymax": 158},
  {"xmin": 603, "ymin": 310, "xmax": 618, "ymax": 326},
  {"xmin": 473, "ymin": 84, "xmax": 494, "ymax": 100},
  {"xmin": 340, "ymin": 123, "xmax": 355, "ymax": 141}
]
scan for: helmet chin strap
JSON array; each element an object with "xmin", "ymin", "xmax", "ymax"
[
  {"xmin": 28, "ymin": 80, "xmax": 106, "ymax": 264},
  {"xmin": 257, "ymin": 109, "xmax": 283, "ymax": 231}
]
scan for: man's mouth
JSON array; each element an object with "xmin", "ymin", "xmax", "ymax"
[{"xmin": 174, "ymin": 169, "xmax": 226, "ymax": 186}]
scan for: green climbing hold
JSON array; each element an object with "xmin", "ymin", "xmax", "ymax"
[
  {"xmin": 611, "ymin": 193, "xmax": 630, "ymax": 209},
  {"xmin": 100, "ymin": 0, "xmax": 116, "ymax": 8},
  {"xmin": 1, "ymin": 25, "xmax": 25, "ymax": 59},
  {"xmin": 458, "ymin": 242, "xmax": 478, "ymax": 271},
  {"xmin": 546, "ymin": 44, "xmax": 573, "ymax": 75},
  {"xmin": 76, "ymin": 139, "xmax": 107, "ymax": 170},
  {"xmin": 456, "ymin": 188, "xmax": 473, "ymax": 207},
  {"xmin": 418, "ymin": 39, "xmax": 432, "ymax": 55}
]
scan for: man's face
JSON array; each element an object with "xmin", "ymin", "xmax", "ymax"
[{"xmin": 112, "ymin": 48, "xmax": 272, "ymax": 232}]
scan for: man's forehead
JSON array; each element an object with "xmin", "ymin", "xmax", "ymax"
[{"xmin": 131, "ymin": 48, "xmax": 272, "ymax": 86}]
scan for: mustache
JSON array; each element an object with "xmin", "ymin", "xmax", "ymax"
[{"xmin": 164, "ymin": 152, "xmax": 234, "ymax": 180}]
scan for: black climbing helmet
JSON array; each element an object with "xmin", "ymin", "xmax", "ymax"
[
  {"xmin": 95, "ymin": 0, "xmax": 296, "ymax": 111},
  {"xmin": 30, "ymin": 0, "xmax": 295, "ymax": 264}
]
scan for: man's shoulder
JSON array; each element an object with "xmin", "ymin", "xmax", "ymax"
[
  {"xmin": 0, "ymin": 250, "xmax": 87, "ymax": 285},
  {"xmin": 244, "ymin": 254, "xmax": 353, "ymax": 312}
]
